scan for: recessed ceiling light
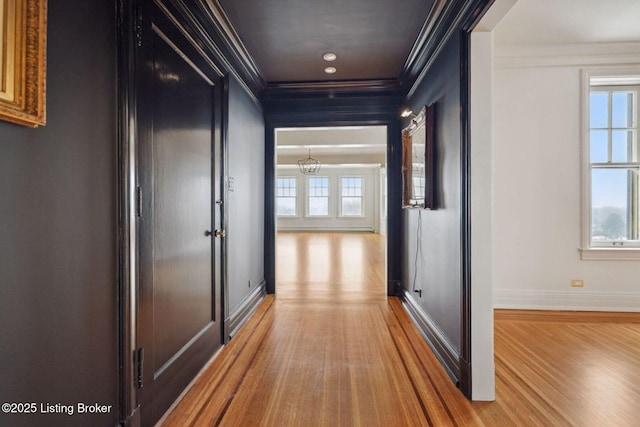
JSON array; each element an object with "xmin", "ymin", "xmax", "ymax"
[
  {"xmin": 323, "ymin": 52, "xmax": 337, "ymax": 62},
  {"xmin": 324, "ymin": 66, "xmax": 337, "ymax": 74}
]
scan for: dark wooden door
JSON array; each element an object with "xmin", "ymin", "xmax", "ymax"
[{"xmin": 136, "ymin": 4, "xmax": 224, "ymax": 426}]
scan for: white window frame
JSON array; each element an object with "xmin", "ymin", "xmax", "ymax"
[
  {"xmin": 580, "ymin": 68, "xmax": 640, "ymax": 260},
  {"xmin": 339, "ymin": 175, "xmax": 365, "ymax": 217},
  {"xmin": 306, "ymin": 176, "xmax": 331, "ymax": 217},
  {"xmin": 275, "ymin": 176, "xmax": 298, "ymax": 217}
]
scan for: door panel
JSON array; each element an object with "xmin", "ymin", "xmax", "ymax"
[
  {"xmin": 152, "ymin": 34, "xmax": 214, "ymax": 370},
  {"xmin": 137, "ymin": 6, "xmax": 223, "ymax": 426}
]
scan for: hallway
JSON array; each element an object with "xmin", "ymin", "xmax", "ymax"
[
  {"xmin": 162, "ymin": 232, "xmax": 481, "ymax": 426},
  {"xmin": 161, "ymin": 232, "xmax": 640, "ymax": 426}
]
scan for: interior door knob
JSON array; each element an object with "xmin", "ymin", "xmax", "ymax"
[
  {"xmin": 214, "ymin": 229, "xmax": 226, "ymax": 238},
  {"xmin": 204, "ymin": 230, "xmax": 213, "ymax": 237}
]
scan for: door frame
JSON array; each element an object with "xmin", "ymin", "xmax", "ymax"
[
  {"xmin": 116, "ymin": 1, "xmax": 229, "ymax": 424},
  {"xmin": 264, "ymin": 115, "xmax": 402, "ymax": 297}
]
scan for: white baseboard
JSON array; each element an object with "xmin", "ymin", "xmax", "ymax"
[{"xmin": 494, "ymin": 290, "xmax": 640, "ymax": 312}]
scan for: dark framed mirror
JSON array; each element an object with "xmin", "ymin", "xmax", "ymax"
[{"xmin": 402, "ymin": 104, "xmax": 435, "ymax": 209}]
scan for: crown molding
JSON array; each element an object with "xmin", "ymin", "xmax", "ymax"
[
  {"xmin": 263, "ymin": 79, "xmax": 402, "ymax": 98},
  {"xmin": 164, "ymin": 0, "xmax": 495, "ymax": 100},
  {"xmin": 261, "ymin": 0, "xmax": 491, "ymax": 99},
  {"xmin": 200, "ymin": 0, "xmax": 265, "ymax": 88},
  {"xmin": 402, "ymin": 0, "xmax": 494, "ymax": 98},
  {"xmin": 495, "ymin": 41, "xmax": 640, "ymax": 69},
  {"xmin": 401, "ymin": 0, "xmax": 448, "ymax": 77},
  {"xmin": 155, "ymin": 0, "xmax": 265, "ymax": 104}
]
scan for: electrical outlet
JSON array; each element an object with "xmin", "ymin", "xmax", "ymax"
[{"xmin": 570, "ymin": 279, "xmax": 584, "ymax": 288}]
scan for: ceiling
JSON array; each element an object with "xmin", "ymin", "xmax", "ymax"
[
  {"xmin": 494, "ymin": 0, "xmax": 640, "ymax": 47},
  {"xmin": 217, "ymin": 0, "xmax": 436, "ymax": 83},
  {"xmin": 276, "ymin": 126, "xmax": 387, "ymax": 164},
  {"xmin": 230, "ymin": 0, "xmax": 640, "ymax": 162}
]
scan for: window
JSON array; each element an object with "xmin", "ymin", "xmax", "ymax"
[
  {"xmin": 276, "ymin": 177, "xmax": 297, "ymax": 216},
  {"xmin": 341, "ymin": 177, "xmax": 363, "ymax": 216},
  {"xmin": 586, "ymin": 80, "xmax": 639, "ymax": 252},
  {"xmin": 412, "ymin": 164, "xmax": 425, "ymax": 199},
  {"xmin": 307, "ymin": 177, "xmax": 329, "ymax": 216}
]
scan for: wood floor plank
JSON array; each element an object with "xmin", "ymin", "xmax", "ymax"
[
  {"xmin": 220, "ymin": 302, "xmax": 430, "ymax": 426},
  {"xmin": 161, "ymin": 296, "xmax": 275, "ymax": 426},
  {"xmin": 387, "ymin": 298, "xmax": 487, "ymax": 427},
  {"xmin": 161, "ymin": 232, "xmax": 640, "ymax": 427},
  {"xmin": 483, "ymin": 310, "xmax": 640, "ymax": 427}
]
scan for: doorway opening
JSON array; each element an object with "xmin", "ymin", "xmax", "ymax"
[{"xmin": 274, "ymin": 126, "xmax": 388, "ymax": 299}]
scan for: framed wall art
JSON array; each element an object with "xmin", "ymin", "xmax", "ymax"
[
  {"xmin": 0, "ymin": 0, "xmax": 47, "ymax": 127},
  {"xmin": 401, "ymin": 104, "xmax": 436, "ymax": 209}
]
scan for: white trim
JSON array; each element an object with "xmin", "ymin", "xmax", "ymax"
[
  {"xmin": 276, "ymin": 226, "xmax": 375, "ymax": 232},
  {"xmin": 277, "ymin": 163, "xmax": 381, "ymax": 169},
  {"xmin": 495, "ymin": 42, "xmax": 640, "ymax": 69},
  {"xmin": 581, "ymin": 68, "xmax": 592, "ymax": 251},
  {"xmin": 473, "ymin": 0, "xmax": 517, "ymax": 33},
  {"xmin": 581, "ymin": 68, "xmax": 640, "ymax": 258},
  {"xmin": 470, "ymin": 31, "xmax": 496, "ymax": 402},
  {"xmin": 580, "ymin": 248, "xmax": 640, "ymax": 261},
  {"xmin": 277, "ymin": 144, "xmax": 383, "ymax": 150},
  {"xmin": 305, "ymin": 175, "xmax": 331, "ymax": 217},
  {"xmin": 275, "ymin": 176, "xmax": 299, "ymax": 218},
  {"xmin": 276, "ymin": 166, "xmax": 378, "ymax": 231},
  {"xmin": 494, "ymin": 289, "xmax": 640, "ymax": 312},
  {"xmin": 338, "ymin": 175, "xmax": 365, "ymax": 218}
]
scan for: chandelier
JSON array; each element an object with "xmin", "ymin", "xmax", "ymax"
[{"xmin": 297, "ymin": 148, "xmax": 321, "ymax": 175}]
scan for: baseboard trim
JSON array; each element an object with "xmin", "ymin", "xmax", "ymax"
[
  {"xmin": 227, "ymin": 280, "xmax": 266, "ymax": 340},
  {"xmin": 494, "ymin": 290, "xmax": 640, "ymax": 312},
  {"xmin": 459, "ymin": 357, "xmax": 471, "ymax": 397},
  {"xmin": 119, "ymin": 404, "xmax": 140, "ymax": 427},
  {"xmin": 397, "ymin": 287, "xmax": 461, "ymax": 384}
]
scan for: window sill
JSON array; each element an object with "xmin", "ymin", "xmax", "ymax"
[{"xmin": 580, "ymin": 248, "xmax": 640, "ymax": 261}]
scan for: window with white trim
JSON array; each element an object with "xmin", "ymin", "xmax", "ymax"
[
  {"xmin": 307, "ymin": 176, "xmax": 329, "ymax": 216},
  {"xmin": 412, "ymin": 164, "xmax": 425, "ymax": 199},
  {"xmin": 276, "ymin": 177, "xmax": 297, "ymax": 216},
  {"xmin": 587, "ymin": 83, "xmax": 639, "ymax": 248},
  {"xmin": 340, "ymin": 176, "xmax": 364, "ymax": 216}
]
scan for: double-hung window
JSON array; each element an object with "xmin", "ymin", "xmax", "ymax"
[
  {"xmin": 308, "ymin": 177, "xmax": 329, "ymax": 216},
  {"xmin": 412, "ymin": 164, "xmax": 425, "ymax": 199},
  {"xmin": 276, "ymin": 177, "xmax": 297, "ymax": 216},
  {"xmin": 587, "ymin": 81, "xmax": 639, "ymax": 252},
  {"xmin": 340, "ymin": 177, "xmax": 363, "ymax": 216}
]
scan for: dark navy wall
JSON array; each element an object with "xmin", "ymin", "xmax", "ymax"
[
  {"xmin": 401, "ymin": 31, "xmax": 463, "ymax": 353},
  {"xmin": 0, "ymin": 2, "xmax": 118, "ymax": 426},
  {"xmin": 226, "ymin": 76, "xmax": 266, "ymax": 313}
]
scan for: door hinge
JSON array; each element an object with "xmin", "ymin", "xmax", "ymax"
[
  {"xmin": 136, "ymin": 186, "xmax": 142, "ymax": 218},
  {"xmin": 134, "ymin": 347, "xmax": 144, "ymax": 389}
]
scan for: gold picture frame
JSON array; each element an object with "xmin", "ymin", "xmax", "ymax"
[
  {"xmin": 402, "ymin": 104, "xmax": 436, "ymax": 209},
  {"xmin": 0, "ymin": 0, "xmax": 46, "ymax": 127}
]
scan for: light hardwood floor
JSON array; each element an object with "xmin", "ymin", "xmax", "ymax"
[{"xmin": 162, "ymin": 231, "xmax": 640, "ymax": 426}]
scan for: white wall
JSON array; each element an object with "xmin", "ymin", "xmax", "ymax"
[
  {"xmin": 276, "ymin": 165, "xmax": 380, "ymax": 232},
  {"xmin": 493, "ymin": 48, "xmax": 640, "ymax": 311},
  {"xmin": 468, "ymin": 0, "xmax": 519, "ymax": 401},
  {"xmin": 470, "ymin": 31, "xmax": 496, "ymax": 401},
  {"xmin": 379, "ymin": 167, "xmax": 387, "ymax": 236}
]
